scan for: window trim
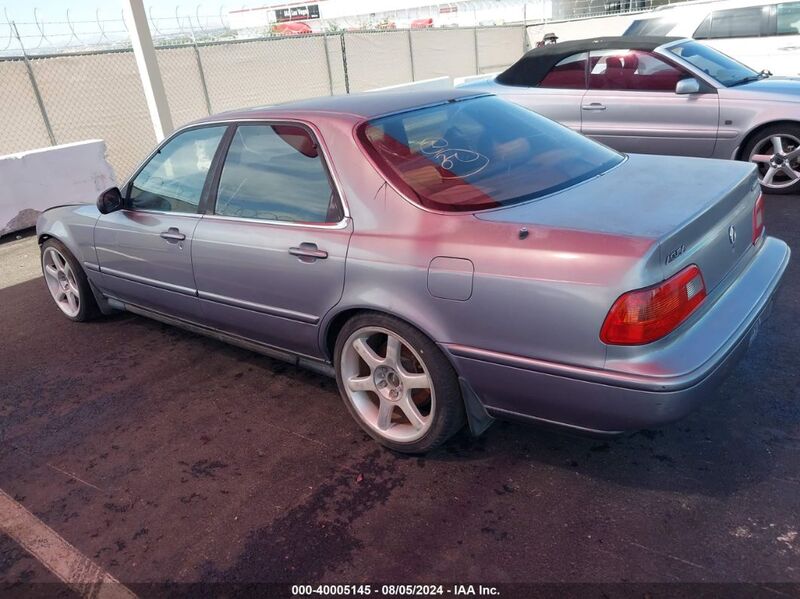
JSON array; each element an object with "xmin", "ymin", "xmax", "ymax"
[
  {"xmin": 586, "ymin": 49, "xmax": 696, "ymax": 93},
  {"xmin": 122, "ymin": 123, "xmax": 232, "ymax": 216}
]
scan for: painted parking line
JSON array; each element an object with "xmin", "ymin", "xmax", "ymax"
[{"xmin": 0, "ymin": 489, "xmax": 137, "ymax": 599}]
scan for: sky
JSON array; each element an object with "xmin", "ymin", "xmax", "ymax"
[{"xmin": 0, "ymin": 0, "xmax": 278, "ymax": 51}]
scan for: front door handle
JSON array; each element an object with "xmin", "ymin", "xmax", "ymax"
[
  {"xmin": 582, "ymin": 102, "xmax": 607, "ymax": 111},
  {"xmin": 289, "ymin": 242, "xmax": 328, "ymax": 262},
  {"xmin": 160, "ymin": 227, "xmax": 186, "ymax": 242}
]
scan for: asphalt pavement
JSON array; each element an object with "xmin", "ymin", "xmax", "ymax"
[{"xmin": 0, "ymin": 195, "xmax": 798, "ymax": 595}]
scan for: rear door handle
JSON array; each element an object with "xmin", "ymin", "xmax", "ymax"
[
  {"xmin": 582, "ymin": 103, "xmax": 606, "ymax": 111},
  {"xmin": 289, "ymin": 242, "xmax": 328, "ymax": 262},
  {"xmin": 160, "ymin": 227, "xmax": 186, "ymax": 242}
]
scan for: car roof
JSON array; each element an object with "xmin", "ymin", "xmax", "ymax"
[
  {"xmin": 195, "ymin": 87, "xmax": 488, "ymax": 124},
  {"xmin": 653, "ymin": 0, "xmax": 774, "ymax": 11},
  {"xmin": 496, "ymin": 36, "xmax": 684, "ymax": 87}
]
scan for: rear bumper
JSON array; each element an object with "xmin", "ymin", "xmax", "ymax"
[{"xmin": 444, "ymin": 236, "xmax": 791, "ymax": 434}]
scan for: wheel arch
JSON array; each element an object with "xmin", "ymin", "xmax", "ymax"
[
  {"xmin": 736, "ymin": 119, "xmax": 800, "ymax": 160},
  {"xmin": 321, "ymin": 305, "xmax": 448, "ymax": 364}
]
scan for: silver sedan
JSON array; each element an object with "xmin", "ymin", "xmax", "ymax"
[
  {"xmin": 461, "ymin": 36, "xmax": 800, "ymax": 194},
  {"xmin": 37, "ymin": 90, "xmax": 789, "ymax": 453}
]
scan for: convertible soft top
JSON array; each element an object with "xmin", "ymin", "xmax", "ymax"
[{"xmin": 496, "ymin": 36, "xmax": 683, "ymax": 87}]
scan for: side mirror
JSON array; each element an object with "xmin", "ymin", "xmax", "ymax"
[
  {"xmin": 675, "ymin": 78, "xmax": 701, "ymax": 95},
  {"xmin": 96, "ymin": 187, "xmax": 123, "ymax": 214}
]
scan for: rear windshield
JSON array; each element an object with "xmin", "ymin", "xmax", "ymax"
[{"xmin": 357, "ymin": 95, "xmax": 623, "ymax": 212}]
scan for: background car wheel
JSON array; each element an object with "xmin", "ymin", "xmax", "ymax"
[
  {"xmin": 41, "ymin": 238, "xmax": 100, "ymax": 322},
  {"xmin": 743, "ymin": 124, "xmax": 800, "ymax": 195},
  {"xmin": 334, "ymin": 312, "xmax": 465, "ymax": 453}
]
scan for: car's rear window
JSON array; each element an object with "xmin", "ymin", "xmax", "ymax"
[{"xmin": 357, "ymin": 95, "xmax": 623, "ymax": 212}]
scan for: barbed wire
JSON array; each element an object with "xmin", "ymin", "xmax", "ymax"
[
  {"xmin": 0, "ymin": 0, "xmax": 689, "ymax": 57},
  {"xmin": 1, "ymin": 5, "xmax": 231, "ymax": 56}
]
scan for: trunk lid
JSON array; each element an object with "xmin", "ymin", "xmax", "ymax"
[{"xmin": 475, "ymin": 154, "xmax": 761, "ymax": 291}]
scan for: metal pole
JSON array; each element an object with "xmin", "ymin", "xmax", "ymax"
[
  {"xmin": 12, "ymin": 21, "xmax": 56, "ymax": 146},
  {"xmin": 340, "ymin": 32, "xmax": 350, "ymax": 94},
  {"xmin": 187, "ymin": 21, "xmax": 213, "ymax": 115},
  {"xmin": 322, "ymin": 33, "xmax": 334, "ymax": 96},
  {"xmin": 123, "ymin": 0, "xmax": 173, "ymax": 141},
  {"xmin": 407, "ymin": 28, "xmax": 416, "ymax": 81}
]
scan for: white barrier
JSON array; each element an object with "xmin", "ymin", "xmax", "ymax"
[
  {"xmin": 367, "ymin": 76, "xmax": 453, "ymax": 93},
  {"xmin": 0, "ymin": 140, "xmax": 116, "ymax": 237}
]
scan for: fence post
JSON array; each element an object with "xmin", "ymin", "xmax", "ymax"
[
  {"xmin": 407, "ymin": 29, "xmax": 416, "ymax": 81},
  {"xmin": 522, "ymin": 23, "xmax": 530, "ymax": 53},
  {"xmin": 187, "ymin": 23, "xmax": 213, "ymax": 115},
  {"xmin": 12, "ymin": 21, "xmax": 56, "ymax": 146},
  {"xmin": 340, "ymin": 33, "xmax": 350, "ymax": 94},
  {"xmin": 322, "ymin": 33, "xmax": 334, "ymax": 96},
  {"xmin": 473, "ymin": 27, "xmax": 480, "ymax": 75}
]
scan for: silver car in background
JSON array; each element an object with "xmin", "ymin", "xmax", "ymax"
[
  {"xmin": 461, "ymin": 36, "xmax": 800, "ymax": 194},
  {"xmin": 36, "ymin": 90, "xmax": 789, "ymax": 453}
]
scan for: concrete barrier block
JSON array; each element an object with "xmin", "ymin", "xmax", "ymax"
[{"xmin": 0, "ymin": 140, "xmax": 116, "ymax": 237}]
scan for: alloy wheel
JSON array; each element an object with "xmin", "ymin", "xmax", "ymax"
[
  {"xmin": 340, "ymin": 326, "xmax": 435, "ymax": 443},
  {"xmin": 749, "ymin": 134, "xmax": 800, "ymax": 190},
  {"xmin": 42, "ymin": 247, "xmax": 81, "ymax": 318}
]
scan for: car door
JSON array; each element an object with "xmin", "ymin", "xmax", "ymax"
[
  {"xmin": 192, "ymin": 122, "xmax": 352, "ymax": 359},
  {"xmin": 94, "ymin": 125, "xmax": 228, "ymax": 321},
  {"xmin": 494, "ymin": 52, "xmax": 588, "ymax": 132},
  {"xmin": 580, "ymin": 49, "xmax": 720, "ymax": 157}
]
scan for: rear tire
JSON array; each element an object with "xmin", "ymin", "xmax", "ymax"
[
  {"xmin": 742, "ymin": 124, "xmax": 800, "ymax": 195},
  {"xmin": 41, "ymin": 238, "xmax": 100, "ymax": 322},
  {"xmin": 334, "ymin": 312, "xmax": 465, "ymax": 453}
]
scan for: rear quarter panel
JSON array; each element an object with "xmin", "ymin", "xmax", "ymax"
[{"xmin": 335, "ymin": 184, "xmax": 657, "ymax": 370}]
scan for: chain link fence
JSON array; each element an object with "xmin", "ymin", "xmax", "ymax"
[{"xmin": 0, "ymin": 25, "xmax": 532, "ymax": 181}]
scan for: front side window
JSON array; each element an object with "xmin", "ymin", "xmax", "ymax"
[
  {"xmin": 589, "ymin": 50, "xmax": 686, "ymax": 91},
  {"xmin": 129, "ymin": 126, "xmax": 225, "ymax": 213},
  {"xmin": 667, "ymin": 40, "xmax": 758, "ymax": 86},
  {"xmin": 695, "ymin": 7, "xmax": 764, "ymax": 39},
  {"xmin": 215, "ymin": 124, "xmax": 341, "ymax": 223},
  {"xmin": 357, "ymin": 96, "xmax": 623, "ymax": 213},
  {"xmin": 778, "ymin": 2, "xmax": 800, "ymax": 34},
  {"xmin": 539, "ymin": 53, "xmax": 587, "ymax": 89}
]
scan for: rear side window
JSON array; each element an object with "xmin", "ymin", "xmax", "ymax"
[
  {"xmin": 624, "ymin": 17, "xmax": 676, "ymax": 36},
  {"xmin": 589, "ymin": 50, "xmax": 686, "ymax": 92},
  {"xmin": 357, "ymin": 96, "xmax": 622, "ymax": 213},
  {"xmin": 215, "ymin": 124, "xmax": 342, "ymax": 223},
  {"xmin": 539, "ymin": 53, "xmax": 587, "ymax": 89},
  {"xmin": 777, "ymin": 2, "xmax": 800, "ymax": 34},
  {"xmin": 695, "ymin": 7, "xmax": 766, "ymax": 39}
]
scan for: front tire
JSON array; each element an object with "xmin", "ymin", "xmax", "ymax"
[
  {"xmin": 334, "ymin": 313, "xmax": 465, "ymax": 453},
  {"xmin": 742, "ymin": 124, "xmax": 800, "ymax": 195},
  {"xmin": 41, "ymin": 238, "xmax": 99, "ymax": 322}
]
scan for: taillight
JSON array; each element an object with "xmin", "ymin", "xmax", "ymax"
[
  {"xmin": 753, "ymin": 193, "xmax": 765, "ymax": 244},
  {"xmin": 600, "ymin": 265, "xmax": 707, "ymax": 345}
]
